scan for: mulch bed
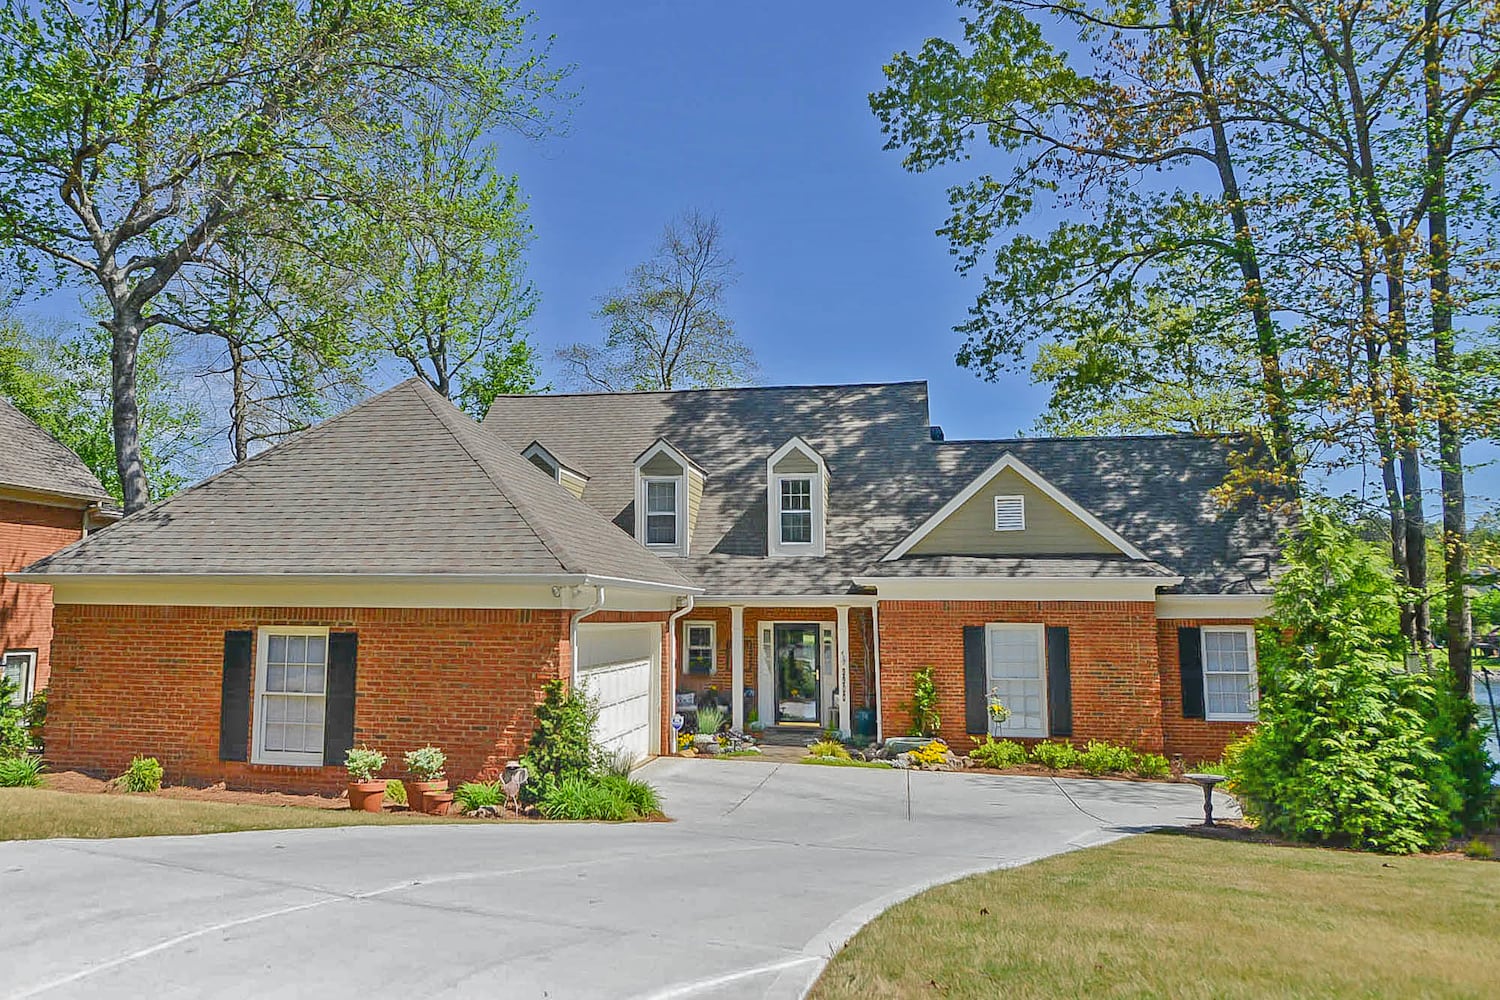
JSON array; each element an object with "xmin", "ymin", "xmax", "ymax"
[{"xmin": 44, "ymin": 770, "xmax": 352, "ymax": 809}]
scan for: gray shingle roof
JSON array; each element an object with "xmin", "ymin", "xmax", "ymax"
[
  {"xmin": 853, "ymin": 555, "xmax": 1180, "ymax": 580},
  {"xmin": 18, "ymin": 380, "xmax": 693, "ymax": 589},
  {"xmin": 0, "ymin": 396, "xmax": 109, "ymax": 502},
  {"xmin": 482, "ymin": 382, "xmax": 1280, "ymax": 596}
]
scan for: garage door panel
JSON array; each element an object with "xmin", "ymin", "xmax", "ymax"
[{"xmin": 576, "ymin": 625, "xmax": 658, "ymax": 765}]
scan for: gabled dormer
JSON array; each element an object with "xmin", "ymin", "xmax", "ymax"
[
  {"xmin": 522, "ymin": 441, "xmax": 590, "ymax": 499},
  {"xmin": 633, "ymin": 438, "xmax": 704, "ymax": 557},
  {"xmin": 767, "ymin": 436, "xmax": 827, "ymax": 557}
]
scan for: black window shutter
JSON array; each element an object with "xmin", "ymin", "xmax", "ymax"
[
  {"xmin": 323, "ymin": 632, "xmax": 358, "ymax": 767},
  {"xmin": 1179, "ymin": 626, "xmax": 1206, "ymax": 719},
  {"xmin": 219, "ymin": 631, "xmax": 253, "ymax": 761},
  {"xmin": 1046, "ymin": 626, "xmax": 1073, "ymax": 737},
  {"xmin": 963, "ymin": 626, "xmax": 988, "ymax": 735}
]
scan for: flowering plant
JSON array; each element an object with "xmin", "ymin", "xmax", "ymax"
[{"xmin": 986, "ymin": 690, "xmax": 1011, "ymax": 725}]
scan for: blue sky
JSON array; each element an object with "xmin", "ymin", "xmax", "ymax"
[{"xmin": 504, "ymin": 1, "xmax": 1027, "ymax": 437}]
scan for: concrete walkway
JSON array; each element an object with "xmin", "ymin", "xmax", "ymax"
[{"xmin": 0, "ymin": 760, "xmax": 1233, "ymax": 1000}]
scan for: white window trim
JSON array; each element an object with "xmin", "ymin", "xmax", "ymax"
[
  {"xmin": 251, "ymin": 625, "xmax": 331, "ymax": 767},
  {"xmin": 1201, "ymin": 625, "xmax": 1259, "ymax": 722},
  {"xmin": 2, "ymin": 649, "xmax": 37, "ymax": 705},
  {"xmin": 767, "ymin": 437, "xmax": 827, "ymax": 557},
  {"xmin": 639, "ymin": 474, "xmax": 685, "ymax": 553},
  {"xmin": 993, "ymin": 494, "xmax": 1026, "ymax": 532},
  {"xmin": 683, "ymin": 620, "xmax": 717, "ymax": 675},
  {"xmin": 984, "ymin": 622, "xmax": 1048, "ymax": 738}
]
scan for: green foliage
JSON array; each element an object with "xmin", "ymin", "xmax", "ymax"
[
  {"xmin": 808, "ymin": 740, "xmax": 851, "ymax": 760},
  {"xmin": 0, "ymin": 317, "xmax": 203, "ymax": 500},
  {"xmin": 1078, "ymin": 741, "xmax": 1136, "ymax": 776},
  {"xmin": 968, "ymin": 737, "xmax": 1028, "ymax": 769},
  {"xmin": 344, "ymin": 746, "xmax": 386, "ymax": 783},
  {"xmin": 0, "ymin": 676, "xmax": 31, "ymax": 757},
  {"xmin": 1228, "ymin": 510, "xmax": 1496, "ymax": 853},
  {"xmin": 118, "ymin": 756, "xmax": 164, "ymax": 793},
  {"xmin": 403, "ymin": 746, "xmax": 446, "ymax": 781},
  {"xmin": 457, "ymin": 339, "xmax": 546, "ymax": 419},
  {"xmin": 1131, "ymin": 753, "xmax": 1171, "ymax": 780},
  {"xmin": 1464, "ymin": 839, "xmax": 1494, "ymax": 859},
  {"xmin": 538, "ymin": 774, "xmax": 659, "ymax": 821},
  {"xmin": 694, "ymin": 704, "xmax": 726, "ymax": 736},
  {"xmin": 557, "ymin": 211, "xmax": 757, "ymax": 391},
  {"xmin": 518, "ymin": 679, "xmax": 602, "ymax": 806},
  {"xmin": 1030, "ymin": 741, "xmax": 1080, "ymax": 770},
  {"xmin": 383, "ymin": 779, "xmax": 407, "ymax": 806},
  {"xmin": 0, "ymin": 754, "xmax": 45, "ymax": 788},
  {"xmin": 453, "ymin": 780, "xmax": 502, "ymax": 813},
  {"xmin": 907, "ymin": 666, "xmax": 941, "ymax": 737}
]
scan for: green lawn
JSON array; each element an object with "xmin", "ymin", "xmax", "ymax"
[
  {"xmin": 799, "ymin": 756, "xmax": 894, "ymax": 769},
  {"xmin": 811, "ymin": 831, "xmax": 1500, "ymax": 1000},
  {"xmin": 0, "ymin": 788, "xmax": 453, "ymax": 840}
]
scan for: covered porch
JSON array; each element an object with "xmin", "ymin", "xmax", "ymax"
[{"xmin": 672, "ymin": 600, "xmax": 880, "ymax": 741}]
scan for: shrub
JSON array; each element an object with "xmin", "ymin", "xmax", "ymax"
[
  {"xmin": 0, "ymin": 675, "xmax": 30, "ymax": 757},
  {"xmin": 453, "ymin": 780, "xmax": 502, "ymax": 813},
  {"xmin": 0, "ymin": 754, "xmax": 45, "ymax": 788},
  {"xmin": 908, "ymin": 740, "xmax": 950, "ymax": 767},
  {"xmin": 694, "ymin": 704, "xmax": 726, "ymax": 736},
  {"xmin": 519, "ymin": 679, "xmax": 602, "ymax": 805},
  {"xmin": 344, "ymin": 746, "xmax": 385, "ymax": 782},
  {"xmin": 906, "ymin": 666, "xmax": 941, "ymax": 737},
  {"xmin": 117, "ymin": 755, "xmax": 164, "ymax": 793},
  {"xmin": 384, "ymin": 780, "xmax": 407, "ymax": 806},
  {"xmin": 1078, "ymin": 740, "xmax": 1135, "ymax": 776},
  {"xmin": 1227, "ymin": 508, "xmax": 1495, "ymax": 854},
  {"xmin": 1464, "ymin": 838, "xmax": 1494, "ymax": 860},
  {"xmin": 1030, "ymin": 740, "xmax": 1079, "ymax": 770},
  {"xmin": 403, "ymin": 745, "xmax": 446, "ymax": 781},
  {"xmin": 598, "ymin": 774, "xmax": 661, "ymax": 817},
  {"xmin": 539, "ymin": 775, "xmax": 637, "ymax": 821},
  {"xmin": 808, "ymin": 739, "xmax": 850, "ymax": 759},
  {"xmin": 968, "ymin": 737, "xmax": 1027, "ymax": 769},
  {"xmin": 1131, "ymin": 752, "xmax": 1171, "ymax": 780}
]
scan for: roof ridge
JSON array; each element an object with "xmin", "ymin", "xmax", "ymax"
[
  {"xmin": 410, "ymin": 385, "xmax": 584, "ymax": 575},
  {"xmin": 488, "ymin": 379, "xmax": 929, "ymax": 402}
]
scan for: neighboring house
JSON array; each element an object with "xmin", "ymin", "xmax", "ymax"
[
  {"xmin": 0, "ymin": 397, "xmax": 114, "ymax": 706},
  {"xmin": 12, "ymin": 379, "xmax": 1276, "ymax": 792}
]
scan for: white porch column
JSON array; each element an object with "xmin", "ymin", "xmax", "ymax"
[
  {"xmin": 836, "ymin": 605, "xmax": 851, "ymax": 738},
  {"xmin": 730, "ymin": 605, "xmax": 746, "ymax": 731}
]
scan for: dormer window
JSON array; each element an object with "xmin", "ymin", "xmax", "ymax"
[
  {"xmin": 521, "ymin": 441, "xmax": 590, "ymax": 499},
  {"xmin": 767, "ymin": 437, "xmax": 826, "ymax": 557},
  {"xmin": 633, "ymin": 438, "xmax": 702, "ymax": 557}
]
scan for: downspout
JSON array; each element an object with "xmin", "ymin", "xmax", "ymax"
[
  {"xmin": 667, "ymin": 594, "xmax": 697, "ymax": 752},
  {"xmin": 569, "ymin": 585, "xmax": 605, "ymax": 688},
  {"xmin": 872, "ymin": 599, "xmax": 884, "ymax": 743}
]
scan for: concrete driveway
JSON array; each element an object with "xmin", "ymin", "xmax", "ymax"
[{"xmin": 0, "ymin": 760, "xmax": 1231, "ymax": 1000}]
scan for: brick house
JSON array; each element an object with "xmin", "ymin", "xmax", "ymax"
[
  {"xmin": 13, "ymin": 379, "xmax": 1276, "ymax": 791},
  {"xmin": 1, "ymin": 398, "xmax": 114, "ymax": 706}
]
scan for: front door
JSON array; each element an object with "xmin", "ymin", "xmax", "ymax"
[{"xmin": 772, "ymin": 623, "xmax": 821, "ymax": 725}]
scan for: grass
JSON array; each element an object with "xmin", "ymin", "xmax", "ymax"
[
  {"xmin": 810, "ymin": 831, "xmax": 1500, "ymax": 1000},
  {"xmin": 798, "ymin": 757, "xmax": 893, "ymax": 769},
  {"xmin": 0, "ymin": 788, "xmax": 453, "ymax": 841},
  {"xmin": 714, "ymin": 750, "xmax": 765, "ymax": 759}
]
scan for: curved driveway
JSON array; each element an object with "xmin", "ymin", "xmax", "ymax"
[{"xmin": 1, "ymin": 760, "xmax": 1230, "ymax": 1000}]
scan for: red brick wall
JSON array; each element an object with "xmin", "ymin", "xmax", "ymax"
[
  {"xmin": 1, "ymin": 499, "xmax": 87, "ymax": 692},
  {"xmin": 877, "ymin": 600, "xmax": 1164, "ymax": 752},
  {"xmin": 1158, "ymin": 618, "xmax": 1259, "ymax": 764},
  {"xmin": 46, "ymin": 604, "xmax": 573, "ymax": 793}
]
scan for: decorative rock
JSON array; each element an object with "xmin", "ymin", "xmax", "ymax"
[{"xmin": 473, "ymin": 805, "xmax": 501, "ymax": 819}]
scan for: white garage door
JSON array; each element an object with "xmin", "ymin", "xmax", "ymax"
[{"xmin": 577, "ymin": 624, "xmax": 659, "ymax": 766}]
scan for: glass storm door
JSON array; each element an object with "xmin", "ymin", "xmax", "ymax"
[{"xmin": 773, "ymin": 623, "xmax": 822, "ymax": 725}]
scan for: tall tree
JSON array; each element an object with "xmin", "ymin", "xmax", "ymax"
[
  {"xmin": 558, "ymin": 211, "xmax": 757, "ymax": 391},
  {"xmin": 349, "ymin": 100, "xmax": 544, "ymax": 407},
  {"xmin": 0, "ymin": 0, "xmax": 559, "ymax": 511}
]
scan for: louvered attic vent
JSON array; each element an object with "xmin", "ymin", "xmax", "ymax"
[{"xmin": 994, "ymin": 495, "xmax": 1026, "ymax": 532}]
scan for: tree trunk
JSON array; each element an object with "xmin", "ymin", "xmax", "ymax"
[
  {"xmin": 1425, "ymin": 0, "xmax": 1471, "ymax": 696},
  {"xmin": 109, "ymin": 308, "xmax": 151, "ymax": 513},
  {"xmin": 229, "ymin": 335, "xmax": 249, "ymax": 464}
]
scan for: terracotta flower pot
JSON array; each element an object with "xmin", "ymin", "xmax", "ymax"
[
  {"xmin": 347, "ymin": 780, "xmax": 388, "ymax": 813},
  {"xmin": 405, "ymin": 778, "xmax": 448, "ymax": 812},
  {"xmin": 423, "ymin": 792, "xmax": 454, "ymax": 817}
]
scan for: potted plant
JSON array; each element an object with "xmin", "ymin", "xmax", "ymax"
[
  {"xmin": 402, "ymin": 745, "xmax": 447, "ymax": 814},
  {"xmin": 345, "ymin": 746, "xmax": 388, "ymax": 813}
]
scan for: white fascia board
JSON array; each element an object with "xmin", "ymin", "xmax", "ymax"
[
  {"xmin": 695, "ymin": 594, "xmax": 879, "ymax": 608},
  {"xmin": 633, "ymin": 437, "xmax": 705, "ymax": 477},
  {"xmin": 881, "ymin": 452, "xmax": 1149, "ymax": 562},
  {"xmin": 853, "ymin": 575, "xmax": 1178, "ymax": 602},
  {"xmin": 1155, "ymin": 593, "xmax": 1272, "ymax": 619}
]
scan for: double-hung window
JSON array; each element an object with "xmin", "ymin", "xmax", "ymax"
[
  {"xmin": 779, "ymin": 477, "xmax": 813, "ymax": 545},
  {"xmin": 986, "ymin": 624, "xmax": 1047, "ymax": 737},
  {"xmin": 644, "ymin": 478, "xmax": 679, "ymax": 547},
  {"xmin": 685, "ymin": 622, "xmax": 716, "ymax": 675},
  {"xmin": 254, "ymin": 627, "xmax": 329, "ymax": 765},
  {"xmin": 2, "ymin": 650, "xmax": 36, "ymax": 705},
  {"xmin": 1202, "ymin": 626, "xmax": 1258, "ymax": 721}
]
